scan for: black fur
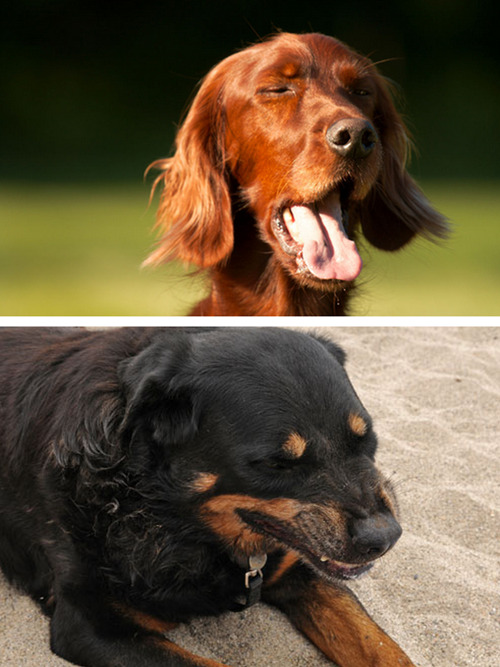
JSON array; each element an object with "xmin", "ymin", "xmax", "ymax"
[{"xmin": 0, "ymin": 327, "xmax": 404, "ymax": 666}]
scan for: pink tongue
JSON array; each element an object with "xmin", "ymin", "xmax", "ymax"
[{"xmin": 287, "ymin": 192, "xmax": 362, "ymax": 280}]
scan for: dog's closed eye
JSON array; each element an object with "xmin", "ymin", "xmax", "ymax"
[{"xmin": 253, "ymin": 455, "xmax": 303, "ymax": 472}]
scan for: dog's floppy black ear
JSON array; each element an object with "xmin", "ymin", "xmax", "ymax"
[{"xmin": 118, "ymin": 337, "xmax": 198, "ymax": 447}]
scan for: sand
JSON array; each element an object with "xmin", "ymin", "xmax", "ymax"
[{"xmin": 0, "ymin": 326, "xmax": 498, "ymax": 666}]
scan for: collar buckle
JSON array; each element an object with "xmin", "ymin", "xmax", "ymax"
[
  {"xmin": 232, "ymin": 553, "xmax": 267, "ymax": 612},
  {"xmin": 245, "ymin": 566, "xmax": 263, "ymax": 590}
]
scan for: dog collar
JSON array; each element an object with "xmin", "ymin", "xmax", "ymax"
[{"xmin": 231, "ymin": 553, "xmax": 267, "ymax": 611}]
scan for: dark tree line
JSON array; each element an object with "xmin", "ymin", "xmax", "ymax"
[{"xmin": 1, "ymin": 0, "xmax": 498, "ymax": 180}]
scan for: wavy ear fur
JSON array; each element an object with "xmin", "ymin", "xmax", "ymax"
[
  {"xmin": 359, "ymin": 77, "xmax": 449, "ymax": 251},
  {"xmin": 145, "ymin": 64, "xmax": 234, "ymax": 268}
]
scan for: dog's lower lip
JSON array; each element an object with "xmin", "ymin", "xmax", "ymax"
[
  {"xmin": 315, "ymin": 556, "xmax": 373, "ymax": 580},
  {"xmin": 239, "ymin": 511, "xmax": 372, "ymax": 580},
  {"xmin": 271, "ymin": 213, "xmax": 298, "ymax": 256}
]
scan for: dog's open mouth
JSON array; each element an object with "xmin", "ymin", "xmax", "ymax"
[
  {"xmin": 271, "ymin": 184, "xmax": 363, "ymax": 282},
  {"xmin": 238, "ymin": 509, "xmax": 373, "ymax": 581}
]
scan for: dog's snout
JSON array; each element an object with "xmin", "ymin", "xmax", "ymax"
[
  {"xmin": 349, "ymin": 513, "xmax": 402, "ymax": 559},
  {"xmin": 326, "ymin": 118, "xmax": 378, "ymax": 158}
]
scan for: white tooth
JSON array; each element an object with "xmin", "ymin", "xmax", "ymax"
[
  {"xmin": 283, "ymin": 207, "xmax": 294, "ymax": 225},
  {"xmin": 320, "ymin": 556, "xmax": 329, "ymax": 562}
]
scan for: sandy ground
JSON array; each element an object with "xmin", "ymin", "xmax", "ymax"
[{"xmin": 0, "ymin": 326, "xmax": 498, "ymax": 666}]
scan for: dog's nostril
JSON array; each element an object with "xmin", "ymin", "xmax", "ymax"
[
  {"xmin": 353, "ymin": 535, "xmax": 391, "ymax": 558},
  {"xmin": 364, "ymin": 543, "xmax": 386, "ymax": 557},
  {"xmin": 327, "ymin": 119, "xmax": 378, "ymax": 158},
  {"xmin": 333, "ymin": 129, "xmax": 352, "ymax": 147},
  {"xmin": 362, "ymin": 128, "xmax": 376, "ymax": 150}
]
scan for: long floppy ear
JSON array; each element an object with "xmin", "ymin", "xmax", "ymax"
[
  {"xmin": 118, "ymin": 336, "xmax": 198, "ymax": 447},
  {"xmin": 145, "ymin": 62, "xmax": 234, "ymax": 268},
  {"xmin": 359, "ymin": 77, "xmax": 449, "ymax": 251}
]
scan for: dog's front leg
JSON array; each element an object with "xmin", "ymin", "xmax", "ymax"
[
  {"xmin": 49, "ymin": 592, "xmax": 228, "ymax": 667},
  {"xmin": 265, "ymin": 566, "xmax": 415, "ymax": 667}
]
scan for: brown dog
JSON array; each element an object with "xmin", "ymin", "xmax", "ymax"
[{"xmin": 146, "ymin": 32, "xmax": 447, "ymax": 315}]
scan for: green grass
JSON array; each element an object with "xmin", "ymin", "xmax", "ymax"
[
  {"xmin": 0, "ymin": 184, "xmax": 206, "ymax": 315},
  {"xmin": 0, "ymin": 181, "xmax": 498, "ymax": 316}
]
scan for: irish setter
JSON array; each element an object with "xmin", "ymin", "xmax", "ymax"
[{"xmin": 146, "ymin": 32, "xmax": 448, "ymax": 316}]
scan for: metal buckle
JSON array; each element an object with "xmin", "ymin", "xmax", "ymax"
[
  {"xmin": 232, "ymin": 553, "xmax": 267, "ymax": 611},
  {"xmin": 244, "ymin": 568, "xmax": 263, "ymax": 588}
]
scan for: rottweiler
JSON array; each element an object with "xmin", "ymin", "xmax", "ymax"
[{"xmin": 0, "ymin": 327, "xmax": 414, "ymax": 666}]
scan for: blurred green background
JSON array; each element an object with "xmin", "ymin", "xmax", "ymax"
[{"xmin": 1, "ymin": 0, "xmax": 499, "ymax": 316}]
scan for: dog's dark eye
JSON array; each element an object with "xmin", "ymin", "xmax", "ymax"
[
  {"xmin": 258, "ymin": 85, "xmax": 294, "ymax": 96},
  {"xmin": 351, "ymin": 88, "xmax": 371, "ymax": 97},
  {"xmin": 253, "ymin": 455, "xmax": 299, "ymax": 472},
  {"xmin": 264, "ymin": 459, "xmax": 289, "ymax": 470}
]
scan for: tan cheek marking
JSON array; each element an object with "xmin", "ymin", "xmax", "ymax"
[
  {"xmin": 283, "ymin": 432, "xmax": 307, "ymax": 458},
  {"xmin": 200, "ymin": 495, "xmax": 303, "ymax": 555},
  {"xmin": 191, "ymin": 472, "xmax": 219, "ymax": 494},
  {"xmin": 348, "ymin": 412, "xmax": 367, "ymax": 437},
  {"xmin": 200, "ymin": 495, "xmax": 349, "ymax": 560}
]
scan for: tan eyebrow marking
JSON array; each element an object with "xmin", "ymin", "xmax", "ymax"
[
  {"xmin": 348, "ymin": 413, "xmax": 368, "ymax": 437},
  {"xmin": 191, "ymin": 473, "xmax": 219, "ymax": 494},
  {"xmin": 281, "ymin": 61, "xmax": 301, "ymax": 78},
  {"xmin": 283, "ymin": 432, "xmax": 307, "ymax": 458}
]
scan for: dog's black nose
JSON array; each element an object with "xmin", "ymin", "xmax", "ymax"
[
  {"xmin": 326, "ymin": 118, "xmax": 378, "ymax": 158},
  {"xmin": 349, "ymin": 513, "xmax": 402, "ymax": 559}
]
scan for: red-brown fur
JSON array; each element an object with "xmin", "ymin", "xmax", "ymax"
[{"xmin": 147, "ymin": 32, "xmax": 447, "ymax": 316}]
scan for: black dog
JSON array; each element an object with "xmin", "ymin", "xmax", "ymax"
[{"xmin": 0, "ymin": 327, "xmax": 413, "ymax": 666}]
